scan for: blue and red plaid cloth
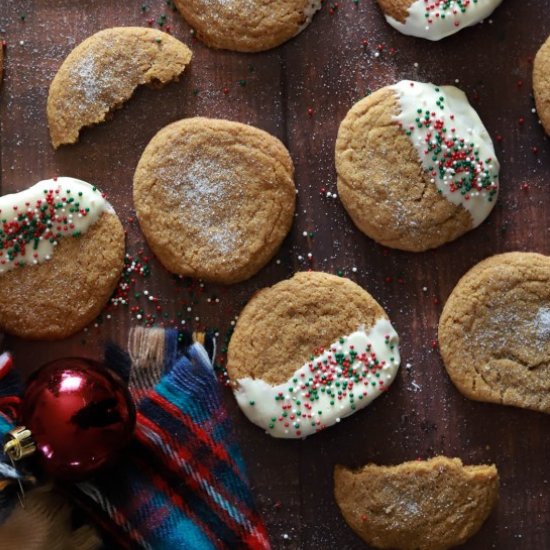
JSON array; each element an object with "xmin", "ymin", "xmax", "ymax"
[{"xmin": 0, "ymin": 330, "xmax": 271, "ymax": 550}]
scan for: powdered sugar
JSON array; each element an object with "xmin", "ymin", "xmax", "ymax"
[
  {"xmin": 70, "ymin": 50, "xmax": 116, "ymax": 110},
  {"xmin": 162, "ymin": 156, "xmax": 242, "ymax": 256},
  {"xmin": 534, "ymin": 307, "xmax": 550, "ymax": 341}
]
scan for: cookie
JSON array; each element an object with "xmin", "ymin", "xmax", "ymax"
[
  {"xmin": 439, "ymin": 252, "xmax": 550, "ymax": 413},
  {"xmin": 334, "ymin": 457, "xmax": 499, "ymax": 550},
  {"xmin": 336, "ymin": 80, "xmax": 499, "ymax": 251},
  {"xmin": 0, "ymin": 178, "xmax": 125, "ymax": 339},
  {"xmin": 534, "ymin": 34, "xmax": 550, "ymax": 136},
  {"xmin": 226, "ymin": 272, "xmax": 400, "ymax": 438},
  {"xmin": 378, "ymin": 0, "xmax": 503, "ymax": 41},
  {"xmin": 47, "ymin": 27, "xmax": 192, "ymax": 149},
  {"xmin": 133, "ymin": 117, "xmax": 296, "ymax": 284},
  {"xmin": 173, "ymin": 0, "xmax": 322, "ymax": 52}
]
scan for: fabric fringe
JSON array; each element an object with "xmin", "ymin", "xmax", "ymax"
[
  {"xmin": 194, "ymin": 331, "xmax": 217, "ymax": 364},
  {"xmin": 0, "ymin": 485, "xmax": 102, "ymax": 550},
  {"xmin": 104, "ymin": 341, "xmax": 132, "ymax": 384},
  {"xmin": 128, "ymin": 327, "xmax": 165, "ymax": 394}
]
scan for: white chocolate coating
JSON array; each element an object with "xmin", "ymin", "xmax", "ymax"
[
  {"xmin": 0, "ymin": 177, "xmax": 110, "ymax": 274},
  {"xmin": 298, "ymin": 0, "xmax": 323, "ymax": 33},
  {"xmin": 385, "ymin": 0, "xmax": 503, "ymax": 41},
  {"xmin": 391, "ymin": 80, "xmax": 499, "ymax": 227},
  {"xmin": 234, "ymin": 319, "xmax": 400, "ymax": 439}
]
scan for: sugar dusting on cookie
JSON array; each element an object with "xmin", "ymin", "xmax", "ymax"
[
  {"xmin": 162, "ymin": 156, "xmax": 242, "ymax": 256},
  {"xmin": 391, "ymin": 80, "xmax": 499, "ymax": 227},
  {"xmin": 467, "ymin": 302, "xmax": 550, "ymax": 354},
  {"xmin": 0, "ymin": 177, "xmax": 109, "ymax": 274},
  {"xmin": 68, "ymin": 35, "xmax": 125, "ymax": 112},
  {"xmin": 384, "ymin": 0, "xmax": 503, "ymax": 41},
  {"xmin": 71, "ymin": 52, "xmax": 110, "ymax": 108},
  {"xmin": 234, "ymin": 318, "xmax": 400, "ymax": 438},
  {"xmin": 534, "ymin": 307, "xmax": 550, "ymax": 341}
]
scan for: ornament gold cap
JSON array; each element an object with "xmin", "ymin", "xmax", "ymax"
[{"xmin": 3, "ymin": 426, "xmax": 36, "ymax": 462}]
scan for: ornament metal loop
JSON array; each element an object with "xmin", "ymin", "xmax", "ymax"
[{"xmin": 3, "ymin": 426, "xmax": 36, "ymax": 462}]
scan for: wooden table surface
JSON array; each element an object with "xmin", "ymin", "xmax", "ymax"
[{"xmin": 1, "ymin": 0, "xmax": 550, "ymax": 548}]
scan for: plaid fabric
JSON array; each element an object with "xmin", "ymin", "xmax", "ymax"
[
  {"xmin": 0, "ymin": 332, "xmax": 270, "ymax": 550},
  {"xmin": 0, "ymin": 362, "xmax": 22, "ymax": 524},
  {"xmin": 72, "ymin": 330, "xmax": 271, "ymax": 550}
]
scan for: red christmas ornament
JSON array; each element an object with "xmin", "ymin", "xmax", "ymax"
[{"xmin": 13, "ymin": 358, "xmax": 136, "ymax": 481}]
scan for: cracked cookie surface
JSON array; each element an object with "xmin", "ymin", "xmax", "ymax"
[
  {"xmin": 439, "ymin": 252, "xmax": 550, "ymax": 413},
  {"xmin": 133, "ymin": 117, "xmax": 296, "ymax": 284},
  {"xmin": 173, "ymin": 0, "xmax": 322, "ymax": 52},
  {"xmin": 47, "ymin": 27, "xmax": 192, "ymax": 148},
  {"xmin": 334, "ymin": 456, "xmax": 499, "ymax": 550},
  {"xmin": 335, "ymin": 86, "xmax": 476, "ymax": 252},
  {"xmin": 534, "ymin": 34, "xmax": 550, "ymax": 136}
]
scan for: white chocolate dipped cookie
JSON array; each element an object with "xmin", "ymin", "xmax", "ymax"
[
  {"xmin": 226, "ymin": 272, "xmax": 401, "ymax": 439},
  {"xmin": 336, "ymin": 80, "xmax": 499, "ymax": 252},
  {"xmin": 378, "ymin": 0, "xmax": 503, "ymax": 41},
  {"xmin": 0, "ymin": 177, "xmax": 125, "ymax": 339}
]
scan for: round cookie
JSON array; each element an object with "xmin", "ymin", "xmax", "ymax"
[
  {"xmin": 439, "ymin": 252, "xmax": 550, "ymax": 413},
  {"xmin": 534, "ymin": 34, "xmax": 550, "ymax": 136},
  {"xmin": 173, "ymin": 0, "xmax": 322, "ymax": 52},
  {"xmin": 335, "ymin": 80, "xmax": 499, "ymax": 252},
  {"xmin": 133, "ymin": 117, "xmax": 296, "ymax": 284},
  {"xmin": 226, "ymin": 272, "xmax": 401, "ymax": 438},
  {"xmin": 0, "ymin": 178, "xmax": 125, "ymax": 340},
  {"xmin": 334, "ymin": 457, "xmax": 499, "ymax": 550},
  {"xmin": 47, "ymin": 27, "xmax": 192, "ymax": 149},
  {"xmin": 378, "ymin": 0, "xmax": 503, "ymax": 41}
]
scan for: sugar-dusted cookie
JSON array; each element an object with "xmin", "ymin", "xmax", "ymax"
[
  {"xmin": 439, "ymin": 252, "xmax": 550, "ymax": 413},
  {"xmin": 226, "ymin": 272, "xmax": 400, "ymax": 438},
  {"xmin": 47, "ymin": 27, "xmax": 192, "ymax": 149},
  {"xmin": 534, "ymin": 34, "xmax": 550, "ymax": 136},
  {"xmin": 334, "ymin": 457, "xmax": 499, "ymax": 550},
  {"xmin": 378, "ymin": 0, "xmax": 503, "ymax": 41},
  {"xmin": 0, "ymin": 178, "xmax": 125, "ymax": 339},
  {"xmin": 173, "ymin": 0, "xmax": 322, "ymax": 52},
  {"xmin": 336, "ymin": 80, "xmax": 499, "ymax": 251},
  {"xmin": 133, "ymin": 117, "xmax": 295, "ymax": 284}
]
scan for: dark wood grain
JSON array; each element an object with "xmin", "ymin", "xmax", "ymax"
[{"xmin": 1, "ymin": 0, "xmax": 550, "ymax": 548}]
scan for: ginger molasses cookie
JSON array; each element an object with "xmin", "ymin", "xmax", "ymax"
[
  {"xmin": 173, "ymin": 0, "xmax": 322, "ymax": 52},
  {"xmin": 334, "ymin": 457, "xmax": 499, "ymax": 550},
  {"xmin": 439, "ymin": 252, "xmax": 550, "ymax": 413},
  {"xmin": 226, "ymin": 272, "xmax": 401, "ymax": 438},
  {"xmin": 47, "ymin": 27, "xmax": 192, "ymax": 149},
  {"xmin": 534, "ymin": 34, "xmax": 550, "ymax": 136},
  {"xmin": 0, "ymin": 178, "xmax": 125, "ymax": 339},
  {"xmin": 378, "ymin": 0, "xmax": 503, "ymax": 41},
  {"xmin": 133, "ymin": 117, "xmax": 295, "ymax": 284},
  {"xmin": 336, "ymin": 80, "xmax": 499, "ymax": 251}
]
